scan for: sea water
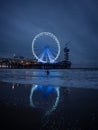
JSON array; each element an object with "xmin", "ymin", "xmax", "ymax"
[{"xmin": 0, "ymin": 69, "xmax": 98, "ymax": 89}]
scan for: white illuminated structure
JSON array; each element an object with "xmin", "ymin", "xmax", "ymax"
[{"xmin": 32, "ymin": 32, "xmax": 60, "ymax": 63}]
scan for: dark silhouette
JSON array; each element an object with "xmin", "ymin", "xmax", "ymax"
[{"xmin": 45, "ymin": 70, "xmax": 50, "ymax": 75}]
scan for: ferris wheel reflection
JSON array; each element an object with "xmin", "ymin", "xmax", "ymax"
[{"xmin": 30, "ymin": 84, "xmax": 60, "ymax": 115}]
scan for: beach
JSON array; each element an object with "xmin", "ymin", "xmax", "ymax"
[
  {"xmin": 0, "ymin": 81, "xmax": 98, "ymax": 130},
  {"xmin": 0, "ymin": 69, "xmax": 98, "ymax": 129}
]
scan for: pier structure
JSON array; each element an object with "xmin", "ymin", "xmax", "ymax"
[
  {"xmin": 0, "ymin": 57, "xmax": 71, "ymax": 69},
  {"xmin": 62, "ymin": 42, "xmax": 71, "ymax": 68},
  {"xmin": 0, "ymin": 43, "xmax": 71, "ymax": 69}
]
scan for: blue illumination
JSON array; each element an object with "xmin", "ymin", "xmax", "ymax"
[
  {"xmin": 38, "ymin": 85, "xmax": 55, "ymax": 97},
  {"xmin": 30, "ymin": 84, "xmax": 60, "ymax": 115},
  {"xmin": 32, "ymin": 32, "xmax": 60, "ymax": 63},
  {"xmin": 38, "ymin": 47, "xmax": 55, "ymax": 63}
]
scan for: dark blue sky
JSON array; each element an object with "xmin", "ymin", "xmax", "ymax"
[{"xmin": 0, "ymin": 0, "xmax": 98, "ymax": 67}]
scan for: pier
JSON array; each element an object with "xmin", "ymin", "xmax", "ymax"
[
  {"xmin": 0, "ymin": 43, "xmax": 71, "ymax": 69},
  {"xmin": 0, "ymin": 58, "xmax": 71, "ymax": 69}
]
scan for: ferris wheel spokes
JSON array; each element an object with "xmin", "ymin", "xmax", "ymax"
[
  {"xmin": 38, "ymin": 47, "xmax": 55, "ymax": 63},
  {"xmin": 47, "ymin": 49, "xmax": 55, "ymax": 63},
  {"xmin": 38, "ymin": 50, "xmax": 46, "ymax": 63},
  {"xmin": 32, "ymin": 32, "xmax": 60, "ymax": 63}
]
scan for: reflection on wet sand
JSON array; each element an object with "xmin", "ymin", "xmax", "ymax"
[
  {"xmin": 30, "ymin": 85, "xmax": 60, "ymax": 115},
  {"xmin": 0, "ymin": 81, "xmax": 98, "ymax": 129}
]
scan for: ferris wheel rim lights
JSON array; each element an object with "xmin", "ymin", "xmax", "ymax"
[{"xmin": 32, "ymin": 32, "xmax": 60, "ymax": 63}]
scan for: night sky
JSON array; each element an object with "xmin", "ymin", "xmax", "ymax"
[{"xmin": 0, "ymin": 0, "xmax": 98, "ymax": 67}]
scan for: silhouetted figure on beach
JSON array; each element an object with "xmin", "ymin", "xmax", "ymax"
[{"xmin": 45, "ymin": 70, "xmax": 50, "ymax": 75}]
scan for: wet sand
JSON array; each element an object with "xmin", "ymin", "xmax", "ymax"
[{"xmin": 0, "ymin": 83, "xmax": 98, "ymax": 130}]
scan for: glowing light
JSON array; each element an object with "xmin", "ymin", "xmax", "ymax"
[
  {"xmin": 32, "ymin": 32, "xmax": 60, "ymax": 63},
  {"xmin": 30, "ymin": 85, "xmax": 60, "ymax": 115},
  {"xmin": 30, "ymin": 85, "xmax": 38, "ymax": 108},
  {"xmin": 12, "ymin": 83, "xmax": 15, "ymax": 89}
]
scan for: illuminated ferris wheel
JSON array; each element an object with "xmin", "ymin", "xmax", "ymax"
[{"xmin": 32, "ymin": 32, "xmax": 60, "ymax": 63}]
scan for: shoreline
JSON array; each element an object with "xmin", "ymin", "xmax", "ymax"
[{"xmin": 0, "ymin": 66, "xmax": 98, "ymax": 70}]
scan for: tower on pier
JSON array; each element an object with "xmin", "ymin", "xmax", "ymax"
[{"xmin": 64, "ymin": 42, "xmax": 70, "ymax": 62}]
